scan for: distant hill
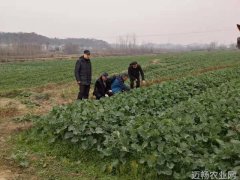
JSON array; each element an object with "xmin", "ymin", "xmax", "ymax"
[{"xmin": 0, "ymin": 32, "xmax": 110, "ymax": 49}]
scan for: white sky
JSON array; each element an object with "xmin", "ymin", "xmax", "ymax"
[{"xmin": 0, "ymin": 0, "xmax": 239, "ymax": 44}]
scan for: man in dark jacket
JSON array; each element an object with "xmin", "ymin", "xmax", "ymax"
[
  {"xmin": 75, "ymin": 50, "xmax": 92, "ymax": 100},
  {"xmin": 128, "ymin": 61, "xmax": 145, "ymax": 89},
  {"xmin": 93, "ymin": 72, "xmax": 113, "ymax": 100}
]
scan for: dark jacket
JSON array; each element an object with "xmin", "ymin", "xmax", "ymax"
[
  {"xmin": 111, "ymin": 76, "xmax": 130, "ymax": 94},
  {"xmin": 93, "ymin": 78, "xmax": 111, "ymax": 98},
  {"xmin": 74, "ymin": 56, "xmax": 92, "ymax": 85},
  {"xmin": 128, "ymin": 64, "xmax": 144, "ymax": 81}
]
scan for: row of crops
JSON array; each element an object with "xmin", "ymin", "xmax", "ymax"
[
  {"xmin": 143, "ymin": 51, "xmax": 240, "ymax": 80},
  {"xmin": 0, "ymin": 55, "xmax": 151, "ymax": 94},
  {"xmin": 1, "ymin": 51, "xmax": 240, "ymax": 95},
  {"xmin": 33, "ymin": 66, "xmax": 240, "ymax": 179}
]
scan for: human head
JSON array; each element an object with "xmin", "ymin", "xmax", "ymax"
[
  {"xmin": 83, "ymin": 50, "xmax": 91, "ymax": 59},
  {"xmin": 121, "ymin": 73, "xmax": 129, "ymax": 81},
  {"xmin": 131, "ymin": 61, "xmax": 138, "ymax": 68},
  {"xmin": 101, "ymin": 72, "xmax": 108, "ymax": 81}
]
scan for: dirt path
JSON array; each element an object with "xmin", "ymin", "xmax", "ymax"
[
  {"xmin": 0, "ymin": 82, "xmax": 77, "ymax": 179},
  {"xmin": 0, "ymin": 117, "xmax": 34, "ymax": 179}
]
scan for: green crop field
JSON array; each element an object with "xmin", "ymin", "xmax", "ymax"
[
  {"xmin": 2, "ymin": 50, "xmax": 240, "ymax": 179},
  {"xmin": 1, "ymin": 51, "xmax": 240, "ymax": 95},
  {"xmin": 0, "ymin": 55, "xmax": 152, "ymax": 95}
]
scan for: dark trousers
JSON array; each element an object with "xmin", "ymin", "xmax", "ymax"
[
  {"xmin": 77, "ymin": 84, "xmax": 90, "ymax": 100},
  {"xmin": 130, "ymin": 78, "xmax": 140, "ymax": 89},
  {"xmin": 95, "ymin": 93, "xmax": 103, "ymax": 100}
]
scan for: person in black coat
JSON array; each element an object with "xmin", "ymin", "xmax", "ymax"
[
  {"xmin": 74, "ymin": 50, "xmax": 92, "ymax": 100},
  {"xmin": 128, "ymin": 61, "xmax": 145, "ymax": 89},
  {"xmin": 93, "ymin": 72, "xmax": 113, "ymax": 100},
  {"xmin": 237, "ymin": 37, "xmax": 240, "ymax": 49}
]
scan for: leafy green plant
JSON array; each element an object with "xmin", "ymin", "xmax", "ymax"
[
  {"xmin": 10, "ymin": 150, "xmax": 29, "ymax": 168},
  {"xmin": 32, "ymin": 67, "xmax": 240, "ymax": 178}
]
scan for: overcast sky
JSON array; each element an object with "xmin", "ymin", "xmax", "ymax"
[{"xmin": 0, "ymin": 0, "xmax": 239, "ymax": 44}]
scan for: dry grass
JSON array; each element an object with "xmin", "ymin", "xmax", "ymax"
[
  {"xmin": 149, "ymin": 59, "xmax": 160, "ymax": 65},
  {"xmin": 192, "ymin": 64, "xmax": 237, "ymax": 75},
  {"xmin": 0, "ymin": 98, "xmax": 27, "ymax": 120}
]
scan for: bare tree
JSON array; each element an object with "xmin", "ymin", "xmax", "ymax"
[
  {"xmin": 114, "ymin": 33, "xmax": 146, "ymax": 55},
  {"xmin": 207, "ymin": 42, "xmax": 217, "ymax": 51},
  {"xmin": 64, "ymin": 43, "xmax": 80, "ymax": 54}
]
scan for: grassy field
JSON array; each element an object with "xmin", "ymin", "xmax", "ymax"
[
  {"xmin": 1, "ymin": 51, "xmax": 240, "ymax": 95},
  {"xmin": 0, "ymin": 55, "xmax": 153, "ymax": 95},
  {"xmin": 1, "ymin": 50, "xmax": 240, "ymax": 179}
]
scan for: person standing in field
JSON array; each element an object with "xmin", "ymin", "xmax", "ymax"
[
  {"xmin": 74, "ymin": 50, "xmax": 92, "ymax": 100},
  {"xmin": 128, "ymin": 61, "xmax": 145, "ymax": 89}
]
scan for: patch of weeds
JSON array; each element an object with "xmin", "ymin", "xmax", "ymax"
[
  {"xmin": 11, "ymin": 129, "xmax": 134, "ymax": 180},
  {"xmin": 0, "ymin": 90, "xmax": 23, "ymax": 98},
  {"xmin": 20, "ymin": 99, "xmax": 40, "ymax": 108},
  {"xmin": 60, "ymin": 91, "xmax": 66, "ymax": 99},
  {"xmin": 10, "ymin": 150, "xmax": 29, "ymax": 168},
  {"xmin": 34, "ymin": 93, "xmax": 50, "ymax": 101},
  {"xmin": 60, "ymin": 86, "xmax": 76, "ymax": 99},
  {"xmin": 13, "ymin": 113, "xmax": 40, "ymax": 122},
  {"xmin": 19, "ymin": 91, "xmax": 32, "ymax": 98}
]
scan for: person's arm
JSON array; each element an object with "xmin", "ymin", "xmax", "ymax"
[
  {"xmin": 122, "ymin": 83, "xmax": 130, "ymax": 91},
  {"xmin": 119, "ymin": 80, "xmax": 130, "ymax": 92},
  {"xmin": 74, "ymin": 60, "xmax": 81, "ymax": 83},
  {"xmin": 138, "ymin": 65, "xmax": 145, "ymax": 80},
  {"xmin": 106, "ymin": 79, "xmax": 112, "ymax": 92}
]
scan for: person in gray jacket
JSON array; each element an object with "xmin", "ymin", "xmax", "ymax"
[{"xmin": 74, "ymin": 50, "xmax": 92, "ymax": 100}]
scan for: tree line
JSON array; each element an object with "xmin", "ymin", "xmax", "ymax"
[{"xmin": 0, "ymin": 32, "xmax": 237, "ymax": 61}]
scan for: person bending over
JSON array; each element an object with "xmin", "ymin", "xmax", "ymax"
[
  {"xmin": 93, "ymin": 72, "xmax": 113, "ymax": 100},
  {"xmin": 111, "ymin": 73, "xmax": 130, "ymax": 94},
  {"xmin": 128, "ymin": 61, "xmax": 145, "ymax": 89}
]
